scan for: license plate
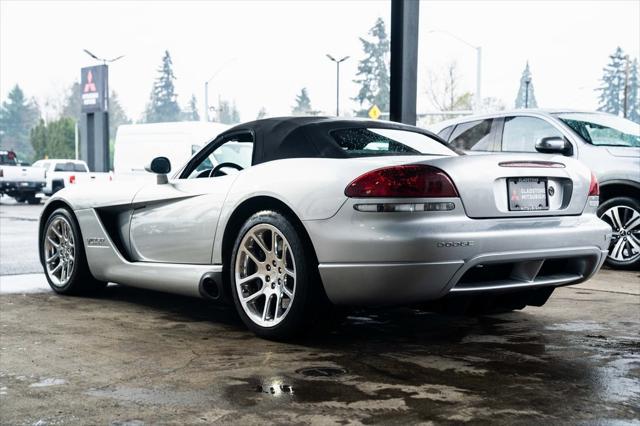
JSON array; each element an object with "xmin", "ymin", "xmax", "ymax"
[
  {"xmin": 20, "ymin": 182, "xmax": 30, "ymax": 187},
  {"xmin": 508, "ymin": 177, "xmax": 549, "ymax": 211}
]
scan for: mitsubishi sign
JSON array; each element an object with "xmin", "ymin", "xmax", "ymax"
[{"xmin": 81, "ymin": 65, "xmax": 108, "ymax": 113}]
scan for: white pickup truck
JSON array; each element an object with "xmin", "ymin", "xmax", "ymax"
[
  {"xmin": 0, "ymin": 150, "xmax": 46, "ymax": 204},
  {"xmin": 31, "ymin": 159, "xmax": 112, "ymax": 195}
]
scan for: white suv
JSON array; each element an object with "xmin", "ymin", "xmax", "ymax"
[{"xmin": 431, "ymin": 110, "xmax": 640, "ymax": 269}]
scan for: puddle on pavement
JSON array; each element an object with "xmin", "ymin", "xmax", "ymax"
[{"xmin": 296, "ymin": 367, "xmax": 348, "ymax": 378}]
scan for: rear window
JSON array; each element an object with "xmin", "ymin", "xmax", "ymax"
[
  {"xmin": 0, "ymin": 151, "xmax": 18, "ymax": 165},
  {"xmin": 54, "ymin": 162, "xmax": 77, "ymax": 172},
  {"xmin": 330, "ymin": 128, "xmax": 456, "ymax": 157},
  {"xmin": 74, "ymin": 163, "xmax": 88, "ymax": 172}
]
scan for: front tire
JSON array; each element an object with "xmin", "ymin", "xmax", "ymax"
[
  {"xmin": 598, "ymin": 197, "xmax": 640, "ymax": 270},
  {"xmin": 230, "ymin": 211, "xmax": 319, "ymax": 340},
  {"xmin": 41, "ymin": 208, "xmax": 106, "ymax": 295}
]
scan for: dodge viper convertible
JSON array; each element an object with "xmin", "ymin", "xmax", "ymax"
[{"xmin": 39, "ymin": 117, "xmax": 612, "ymax": 339}]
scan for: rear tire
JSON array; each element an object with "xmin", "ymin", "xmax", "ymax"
[
  {"xmin": 598, "ymin": 197, "xmax": 640, "ymax": 270},
  {"xmin": 41, "ymin": 208, "xmax": 106, "ymax": 295},
  {"xmin": 27, "ymin": 195, "xmax": 41, "ymax": 205},
  {"xmin": 230, "ymin": 210, "xmax": 322, "ymax": 340}
]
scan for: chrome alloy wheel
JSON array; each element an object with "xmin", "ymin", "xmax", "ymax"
[
  {"xmin": 44, "ymin": 216, "xmax": 76, "ymax": 287},
  {"xmin": 234, "ymin": 223, "xmax": 296, "ymax": 328},
  {"xmin": 601, "ymin": 205, "xmax": 640, "ymax": 263}
]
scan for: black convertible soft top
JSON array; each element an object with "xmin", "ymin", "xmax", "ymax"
[{"xmin": 217, "ymin": 116, "xmax": 447, "ymax": 165}]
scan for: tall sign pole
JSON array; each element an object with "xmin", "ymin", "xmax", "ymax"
[{"xmin": 80, "ymin": 65, "xmax": 110, "ymax": 172}]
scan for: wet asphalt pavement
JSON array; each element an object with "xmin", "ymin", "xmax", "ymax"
[{"xmin": 1, "ymin": 198, "xmax": 639, "ymax": 425}]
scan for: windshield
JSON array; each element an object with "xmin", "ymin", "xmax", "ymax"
[
  {"xmin": 0, "ymin": 151, "xmax": 18, "ymax": 166},
  {"xmin": 330, "ymin": 128, "xmax": 457, "ymax": 157},
  {"xmin": 555, "ymin": 113, "xmax": 640, "ymax": 147}
]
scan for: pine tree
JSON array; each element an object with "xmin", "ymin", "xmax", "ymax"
[
  {"xmin": 626, "ymin": 58, "xmax": 639, "ymax": 123},
  {"xmin": 514, "ymin": 62, "xmax": 538, "ymax": 109},
  {"xmin": 30, "ymin": 117, "xmax": 76, "ymax": 160},
  {"xmin": 61, "ymin": 81, "xmax": 82, "ymax": 120},
  {"xmin": 597, "ymin": 47, "xmax": 627, "ymax": 115},
  {"xmin": 144, "ymin": 50, "xmax": 181, "ymax": 123},
  {"xmin": 108, "ymin": 91, "xmax": 132, "ymax": 137},
  {"xmin": 353, "ymin": 18, "xmax": 390, "ymax": 116},
  {"xmin": 183, "ymin": 94, "xmax": 200, "ymax": 121},
  {"xmin": 292, "ymin": 88, "xmax": 313, "ymax": 115},
  {"xmin": 0, "ymin": 85, "xmax": 40, "ymax": 159}
]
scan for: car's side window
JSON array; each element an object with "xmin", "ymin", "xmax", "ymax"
[
  {"xmin": 186, "ymin": 133, "xmax": 254, "ymax": 179},
  {"xmin": 449, "ymin": 119, "xmax": 494, "ymax": 151},
  {"xmin": 501, "ymin": 116, "xmax": 563, "ymax": 152},
  {"xmin": 437, "ymin": 125, "xmax": 454, "ymax": 142}
]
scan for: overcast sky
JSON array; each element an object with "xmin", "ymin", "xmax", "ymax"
[{"xmin": 1, "ymin": 0, "xmax": 639, "ymax": 122}]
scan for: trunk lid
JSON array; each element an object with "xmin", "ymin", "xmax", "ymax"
[{"xmin": 422, "ymin": 153, "xmax": 592, "ymax": 218}]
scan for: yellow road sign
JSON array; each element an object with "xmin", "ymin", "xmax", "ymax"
[{"xmin": 368, "ymin": 104, "xmax": 381, "ymax": 120}]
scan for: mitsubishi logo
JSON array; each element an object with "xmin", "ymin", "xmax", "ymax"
[{"xmin": 84, "ymin": 70, "xmax": 97, "ymax": 93}]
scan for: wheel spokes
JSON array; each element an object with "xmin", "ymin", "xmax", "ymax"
[
  {"xmin": 44, "ymin": 216, "xmax": 76, "ymax": 287},
  {"xmin": 252, "ymin": 231, "xmax": 271, "ymax": 255},
  {"xmin": 624, "ymin": 211, "xmax": 639, "ymax": 231},
  {"xmin": 627, "ymin": 234, "xmax": 640, "ymax": 253},
  {"xmin": 235, "ymin": 223, "xmax": 297, "ymax": 327}
]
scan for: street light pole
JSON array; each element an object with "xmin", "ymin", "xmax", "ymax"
[
  {"xmin": 204, "ymin": 81, "xmax": 209, "ymax": 122},
  {"xmin": 623, "ymin": 55, "xmax": 630, "ymax": 118},
  {"xmin": 326, "ymin": 54, "xmax": 350, "ymax": 116},
  {"xmin": 203, "ymin": 58, "xmax": 237, "ymax": 122},
  {"xmin": 476, "ymin": 46, "xmax": 482, "ymax": 110},
  {"xmin": 426, "ymin": 30, "xmax": 482, "ymax": 110}
]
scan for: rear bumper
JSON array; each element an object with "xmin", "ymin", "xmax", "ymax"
[
  {"xmin": 1, "ymin": 180, "xmax": 45, "ymax": 194},
  {"xmin": 317, "ymin": 247, "xmax": 607, "ymax": 305},
  {"xmin": 307, "ymin": 199, "xmax": 612, "ymax": 305}
]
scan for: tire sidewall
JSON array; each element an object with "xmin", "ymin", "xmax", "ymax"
[
  {"xmin": 230, "ymin": 210, "xmax": 313, "ymax": 339},
  {"xmin": 597, "ymin": 196, "xmax": 640, "ymax": 269}
]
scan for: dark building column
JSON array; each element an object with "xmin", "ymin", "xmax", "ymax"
[{"xmin": 389, "ymin": 0, "xmax": 420, "ymax": 125}]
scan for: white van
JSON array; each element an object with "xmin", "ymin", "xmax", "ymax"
[{"xmin": 113, "ymin": 121, "xmax": 230, "ymax": 178}]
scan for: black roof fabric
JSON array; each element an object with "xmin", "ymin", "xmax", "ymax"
[{"xmin": 219, "ymin": 116, "xmax": 445, "ymax": 165}]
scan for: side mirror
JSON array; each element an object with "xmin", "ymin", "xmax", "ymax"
[
  {"xmin": 145, "ymin": 157, "xmax": 171, "ymax": 184},
  {"xmin": 535, "ymin": 137, "xmax": 573, "ymax": 156}
]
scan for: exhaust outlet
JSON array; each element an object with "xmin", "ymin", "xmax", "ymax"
[{"xmin": 199, "ymin": 272, "xmax": 223, "ymax": 301}]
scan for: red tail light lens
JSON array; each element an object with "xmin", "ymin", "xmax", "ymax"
[
  {"xmin": 588, "ymin": 171, "xmax": 599, "ymax": 196},
  {"xmin": 345, "ymin": 165, "xmax": 459, "ymax": 198},
  {"xmin": 69, "ymin": 175, "xmax": 76, "ymax": 184}
]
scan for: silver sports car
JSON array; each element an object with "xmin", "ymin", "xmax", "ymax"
[{"xmin": 39, "ymin": 117, "xmax": 611, "ymax": 339}]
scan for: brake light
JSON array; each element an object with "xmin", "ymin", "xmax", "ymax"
[
  {"xmin": 69, "ymin": 175, "xmax": 76, "ymax": 184},
  {"xmin": 0, "ymin": 168, "xmax": 3, "ymax": 178},
  {"xmin": 345, "ymin": 165, "xmax": 459, "ymax": 198},
  {"xmin": 588, "ymin": 171, "xmax": 599, "ymax": 196}
]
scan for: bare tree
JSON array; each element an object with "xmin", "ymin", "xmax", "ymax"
[{"xmin": 426, "ymin": 61, "xmax": 473, "ymax": 111}]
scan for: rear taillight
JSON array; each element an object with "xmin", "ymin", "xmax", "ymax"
[
  {"xmin": 69, "ymin": 175, "xmax": 76, "ymax": 184},
  {"xmin": 588, "ymin": 171, "xmax": 599, "ymax": 196},
  {"xmin": 345, "ymin": 165, "xmax": 459, "ymax": 198},
  {"xmin": 0, "ymin": 168, "xmax": 3, "ymax": 178}
]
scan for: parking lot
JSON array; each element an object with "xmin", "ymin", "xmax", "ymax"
[{"xmin": 1, "ymin": 198, "xmax": 639, "ymax": 425}]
